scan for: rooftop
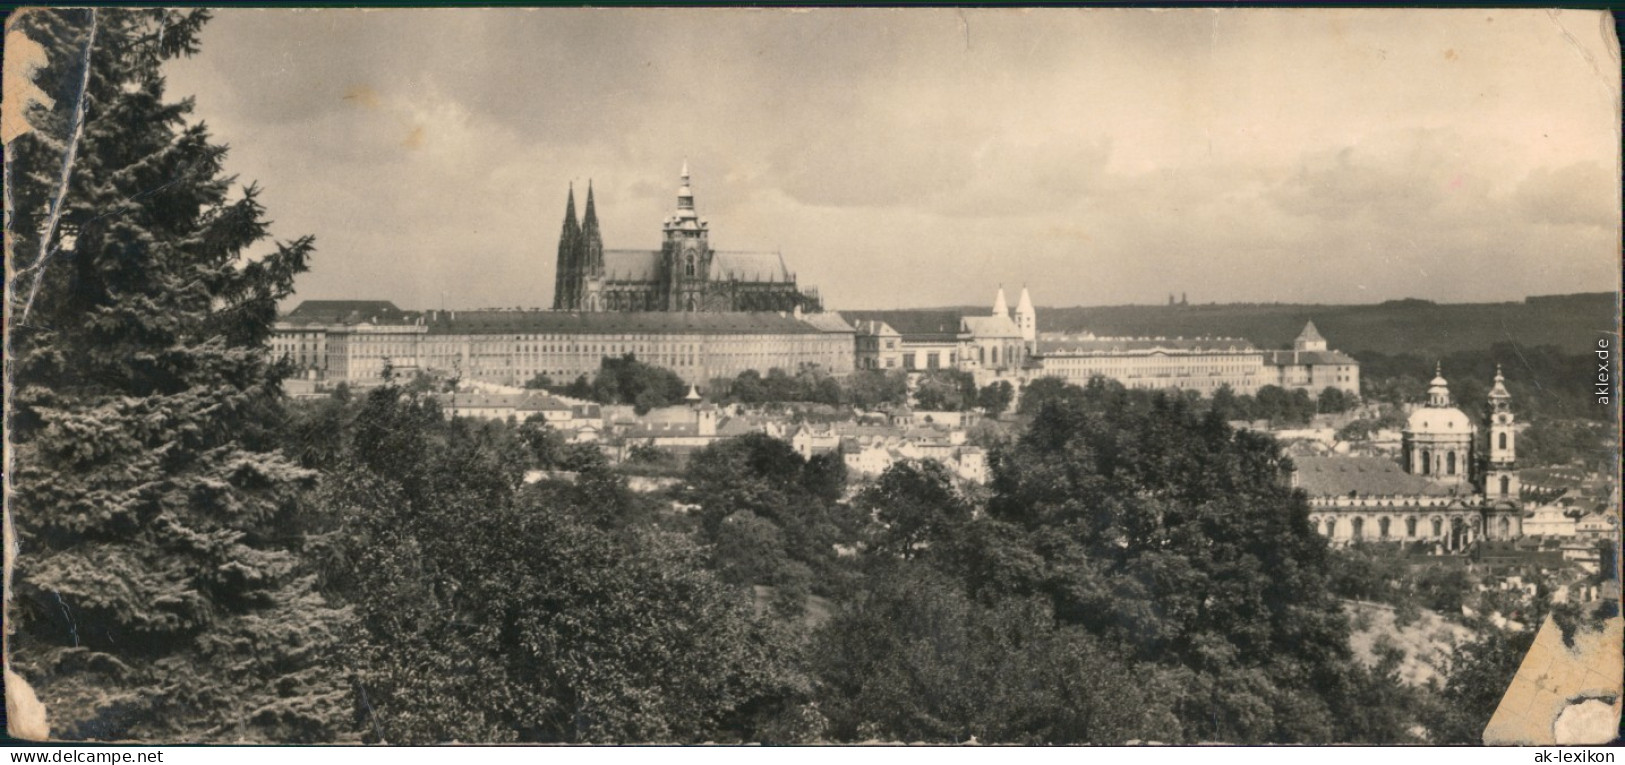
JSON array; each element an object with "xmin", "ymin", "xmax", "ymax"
[{"xmin": 1293, "ymin": 455, "xmax": 1452, "ymax": 498}]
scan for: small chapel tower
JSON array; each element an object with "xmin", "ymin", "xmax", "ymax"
[{"xmin": 993, "ymin": 285, "xmax": 1009, "ymax": 319}]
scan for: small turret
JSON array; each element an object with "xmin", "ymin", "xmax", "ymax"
[
  {"xmin": 1294, "ymin": 320, "xmax": 1328, "ymax": 352},
  {"xmin": 993, "ymin": 285, "xmax": 1009, "ymax": 319}
]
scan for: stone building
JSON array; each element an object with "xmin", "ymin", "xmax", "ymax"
[
  {"xmin": 846, "ymin": 286, "xmax": 1035, "ymax": 383},
  {"xmin": 1033, "ymin": 335, "xmax": 1269, "ymax": 395},
  {"xmin": 1261, "ymin": 321, "xmax": 1361, "ymax": 396},
  {"xmin": 551, "ymin": 164, "xmax": 819, "ymax": 313}
]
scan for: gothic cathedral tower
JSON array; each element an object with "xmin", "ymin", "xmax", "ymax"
[
  {"xmin": 579, "ymin": 182, "xmax": 605, "ymax": 311},
  {"xmin": 552, "ymin": 184, "xmax": 581, "ymax": 310},
  {"xmin": 660, "ymin": 161, "xmax": 712, "ymax": 312}
]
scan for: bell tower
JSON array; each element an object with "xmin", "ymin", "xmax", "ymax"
[
  {"xmin": 661, "ymin": 161, "xmax": 712, "ymax": 311},
  {"xmin": 1485, "ymin": 366, "xmax": 1519, "ymax": 502}
]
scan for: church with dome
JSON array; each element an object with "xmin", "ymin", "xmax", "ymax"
[
  {"xmin": 551, "ymin": 164, "xmax": 820, "ymax": 313},
  {"xmin": 1294, "ymin": 366, "xmax": 1524, "ymax": 552}
]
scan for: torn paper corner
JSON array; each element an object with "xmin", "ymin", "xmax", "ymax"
[
  {"xmin": 5, "ymin": 668, "xmax": 51, "ymax": 741},
  {"xmin": 2, "ymin": 18, "xmax": 55, "ymax": 144},
  {"xmin": 1482, "ymin": 614, "xmax": 1624, "ymax": 745}
]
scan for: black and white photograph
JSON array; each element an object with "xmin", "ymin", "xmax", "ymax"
[{"xmin": 4, "ymin": 6, "xmax": 1621, "ymax": 749}]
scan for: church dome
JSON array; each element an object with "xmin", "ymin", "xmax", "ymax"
[
  {"xmin": 1406, "ymin": 405, "xmax": 1473, "ymax": 434},
  {"xmin": 1406, "ymin": 364, "xmax": 1475, "ymax": 434}
]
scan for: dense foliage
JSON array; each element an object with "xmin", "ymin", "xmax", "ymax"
[
  {"xmin": 561, "ymin": 353, "xmax": 687, "ymax": 414},
  {"xmin": 6, "ymin": 8, "xmax": 347, "ymax": 742},
  {"xmin": 316, "ymin": 389, "xmax": 803, "ymax": 743}
]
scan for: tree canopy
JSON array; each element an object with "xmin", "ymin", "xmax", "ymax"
[{"xmin": 7, "ymin": 8, "xmax": 343, "ymax": 740}]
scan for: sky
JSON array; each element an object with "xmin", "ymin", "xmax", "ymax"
[{"xmin": 160, "ymin": 8, "xmax": 1622, "ymax": 311}]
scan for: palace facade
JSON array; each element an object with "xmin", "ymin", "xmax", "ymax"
[
  {"xmin": 278, "ymin": 305, "xmax": 855, "ymax": 388},
  {"xmin": 1028, "ymin": 321, "xmax": 1360, "ymax": 397},
  {"xmin": 552, "ymin": 164, "xmax": 819, "ymax": 314}
]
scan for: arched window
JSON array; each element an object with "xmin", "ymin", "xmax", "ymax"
[
  {"xmin": 1378, "ymin": 517, "xmax": 1391, "ymax": 539},
  {"xmin": 1499, "ymin": 475, "xmax": 1510, "ymax": 495},
  {"xmin": 686, "ymin": 296, "xmax": 697, "ymax": 312},
  {"xmin": 1499, "ymin": 516, "xmax": 1511, "ymax": 537},
  {"xmin": 1498, "ymin": 432, "xmax": 1507, "ymax": 450},
  {"xmin": 1326, "ymin": 518, "xmax": 1338, "ymax": 538},
  {"xmin": 1446, "ymin": 451, "xmax": 1456, "ymax": 475},
  {"xmin": 685, "ymin": 255, "xmax": 695, "ymax": 277},
  {"xmin": 1352, "ymin": 517, "xmax": 1364, "ymax": 540},
  {"xmin": 1431, "ymin": 517, "xmax": 1443, "ymax": 537},
  {"xmin": 1406, "ymin": 517, "xmax": 1417, "ymax": 537},
  {"xmin": 1421, "ymin": 450, "xmax": 1431, "ymax": 475}
]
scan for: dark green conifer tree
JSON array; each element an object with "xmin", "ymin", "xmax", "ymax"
[{"xmin": 6, "ymin": 8, "xmax": 346, "ymax": 741}]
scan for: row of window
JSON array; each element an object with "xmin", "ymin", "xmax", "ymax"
[{"xmin": 1314, "ymin": 514, "xmax": 1510, "ymax": 539}]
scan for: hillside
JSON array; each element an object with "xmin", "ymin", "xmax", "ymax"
[{"xmin": 845, "ymin": 293, "xmax": 1617, "ymax": 357}]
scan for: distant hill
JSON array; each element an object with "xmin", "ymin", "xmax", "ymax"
[{"xmin": 842, "ymin": 293, "xmax": 1618, "ymax": 357}]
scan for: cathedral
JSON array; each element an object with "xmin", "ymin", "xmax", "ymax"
[{"xmin": 552, "ymin": 164, "xmax": 820, "ymax": 313}]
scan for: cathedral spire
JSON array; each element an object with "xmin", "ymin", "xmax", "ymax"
[
  {"xmin": 677, "ymin": 161, "xmax": 695, "ymax": 216},
  {"xmin": 581, "ymin": 180, "xmax": 603, "ymax": 275},
  {"xmin": 993, "ymin": 285, "xmax": 1009, "ymax": 318},
  {"xmin": 553, "ymin": 183, "xmax": 583, "ymax": 310}
]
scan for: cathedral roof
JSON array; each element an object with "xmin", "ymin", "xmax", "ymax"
[
  {"xmin": 710, "ymin": 251, "xmax": 792, "ymax": 282},
  {"xmin": 601, "ymin": 249, "xmax": 662, "ymax": 281},
  {"xmin": 1293, "ymin": 456, "xmax": 1452, "ymax": 498},
  {"xmin": 421, "ymin": 310, "xmax": 833, "ymax": 336}
]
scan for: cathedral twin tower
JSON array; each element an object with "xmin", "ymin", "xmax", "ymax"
[{"xmin": 551, "ymin": 164, "xmax": 818, "ymax": 314}]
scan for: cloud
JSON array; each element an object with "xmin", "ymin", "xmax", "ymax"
[
  {"xmin": 159, "ymin": 8, "xmax": 1620, "ymax": 310},
  {"xmin": 1515, "ymin": 161, "xmax": 1617, "ymax": 227}
]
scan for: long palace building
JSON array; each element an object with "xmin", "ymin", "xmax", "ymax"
[{"xmin": 275, "ymin": 301, "xmax": 855, "ymax": 388}]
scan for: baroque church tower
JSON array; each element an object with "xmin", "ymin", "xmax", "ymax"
[{"xmin": 1485, "ymin": 366, "xmax": 1519, "ymax": 502}]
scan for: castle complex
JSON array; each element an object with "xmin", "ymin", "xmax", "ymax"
[
  {"xmin": 272, "ymin": 171, "xmax": 1576, "ymax": 553},
  {"xmin": 551, "ymin": 164, "xmax": 818, "ymax": 313}
]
